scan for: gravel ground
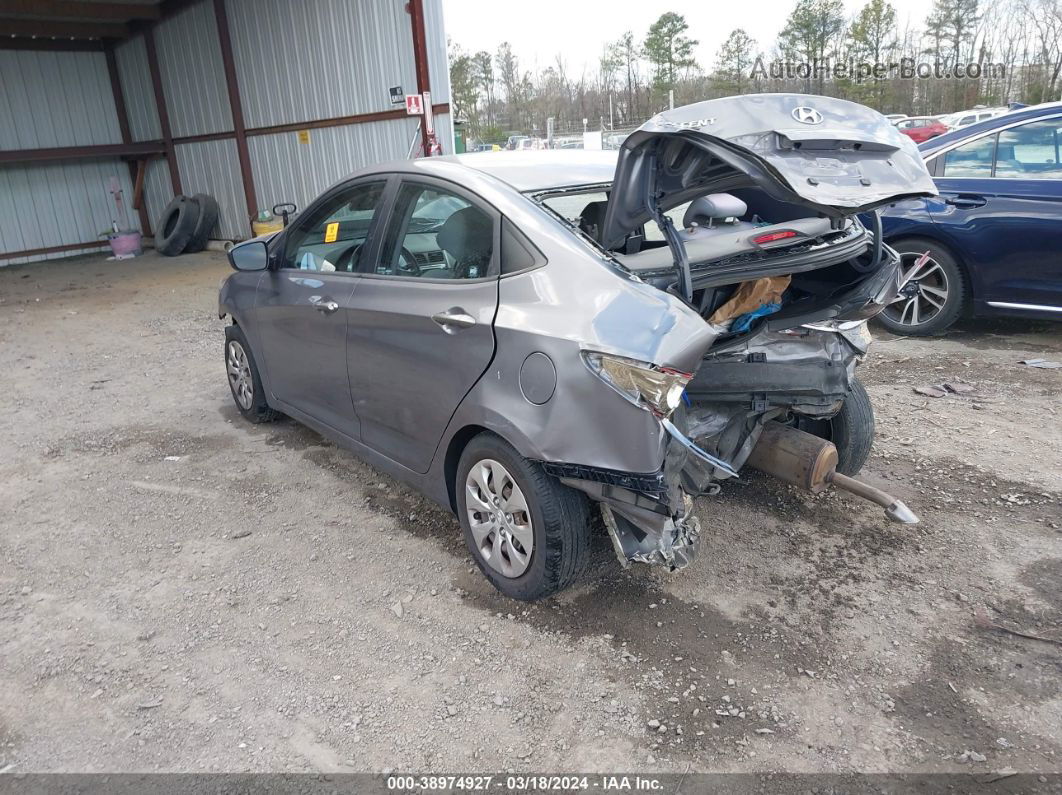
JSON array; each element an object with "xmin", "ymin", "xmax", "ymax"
[{"xmin": 0, "ymin": 250, "xmax": 1059, "ymax": 775}]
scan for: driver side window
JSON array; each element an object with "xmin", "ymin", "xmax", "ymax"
[
  {"xmin": 377, "ymin": 182, "xmax": 494, "ymax": 279},
  {"xmin": 282, "ymin": 181, "xmax": 386, "ymax": 273}
]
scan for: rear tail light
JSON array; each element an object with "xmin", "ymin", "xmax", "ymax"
[
  {"xmin": 583, "ymin": 351, "xmax": 692, "ymax": 419},
  {"xmin": 752, "ymin": 229, "xmax": 799, "ymax": 245}
]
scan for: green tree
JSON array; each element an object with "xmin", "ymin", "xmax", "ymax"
[
  {"xmin": 473, "ymin": 50, "xmax": 496, "ymax": 126},
  {"xmin": 447, "ymin": 40, "xmax": 479, "ymax": 129},
  {"xmin": 643, "ymin": 12, "xmax": 699, "ymax": 99},
  {"xmin": 847, "ymin": 0, "xmax": 898, "ymax": 106},
  {"xmin": 778, "ymin": 0, "xmax": 846, "ymax": 93},
  {"xmin": 608, "ymin": 31, "xmax": 642, "ymax": 122},
  {"xmin": 495, "ymin": 42, "xmax": 523, "ymax": 128},
  {"xmin": 714, "ymin": 28, "xmax": 758, "ymax": 95}
]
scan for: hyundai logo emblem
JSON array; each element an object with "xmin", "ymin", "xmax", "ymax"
[{"xmin": 792, "ymin": 106, "xmax": 823, "ymax": 125}]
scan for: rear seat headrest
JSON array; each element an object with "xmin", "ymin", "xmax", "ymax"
[{"xmin": 683, "ymin": 193, "xmax": 748, "ymax": 227}]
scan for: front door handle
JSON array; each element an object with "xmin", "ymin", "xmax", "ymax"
[
  {"xmin": 945, "ymin": 194, "xmax": 987, "ymax": 209},
  {"xmin": 431, "ymin": 308, "xmax": 476, "ymax": 333},
  {"xmin": 309, "ymin": 295, "xmax": 340, "ymax": 314}
]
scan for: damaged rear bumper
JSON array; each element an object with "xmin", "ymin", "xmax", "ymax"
[{"xmin": 549, "ymin": 419, "xmax": 730, "ymax": 571}]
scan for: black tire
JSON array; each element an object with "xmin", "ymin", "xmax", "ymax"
[
  {"xmin": 184, "ymin": 194, "xmax": 219, "ymax": 253},
  {"xmin": 795, "ymin": 376, "xmax": 875, "ymax": 476},
  {"xmin": 457, "ymin": 432, "xmax": 591, "ymax": 601},
  {"xmin": 877, "ymin": 239, "xmax": 968, "ymax": 335},
  {"xmin": 155, "ymin": 196, "xmax": 201, "ymax": 256},
  {"xmin": 224, "ymin": 324, "xmax": 278, "ymax": 423}
]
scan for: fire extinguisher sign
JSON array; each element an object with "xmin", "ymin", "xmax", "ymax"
[{"xmin": 404, "ymin": 94, "xmax": 423, "ymax": 116}]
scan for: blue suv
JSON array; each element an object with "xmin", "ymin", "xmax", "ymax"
[{"xmin": 879, "ymin": 102, "xmax": 1062, "ymax": 334}]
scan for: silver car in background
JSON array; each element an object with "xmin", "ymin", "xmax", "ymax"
[{"xmin": 219, "ymin": 94, "xmax": 934, "ymax": 600}]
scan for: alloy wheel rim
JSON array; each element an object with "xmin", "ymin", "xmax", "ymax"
[
  {"xmin": 884, "ymin": 253, "xmax": 950, "ymax": 326},
  {"xmin": 465, "ymin": 458, "xmax": 534, "ymax": 578},
  {"xmin": 226, "ymin": 340, "xmax": 254, "ymax": 410}
]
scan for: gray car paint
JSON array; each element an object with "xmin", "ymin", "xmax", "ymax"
[
  {"xmin": 601, "ymin": 93, "xmax": 937, "ymax": 249},
  {"xmin": 219, "ymin": 101, "xmax": 934, "ymax": 572}
]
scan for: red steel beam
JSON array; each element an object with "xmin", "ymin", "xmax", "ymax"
[
  {"xmin": 0, "ymin": 19, "xmax": 128, "ymax": 38},
  {"xmin": 212, "ymin": 0, "xmax": 257, "ymax": 230},
  {"xmin": 105, "ymin": 43, "xmax": 152, "ymax": 236},
  {"xmin": 0, "ymin": 0, "xmax": 160, "ymax": 20},
  {"xmin": 0, "ymin": 240, "xmax": 109, "ymax": 262},
  {"xmin": 142, "ymin": 25, "xmax": 181, "ymax": 196},
  {"xmin": 0, "ymin": 37, "xmax": 104, "ymax": 51},
  {"xmin": 406, "ymin": 0, "xmax": 431, "ymax": 156},
  {"xmin": 0, "ymin": 142, "xmax": 165, "ymax": 164}
]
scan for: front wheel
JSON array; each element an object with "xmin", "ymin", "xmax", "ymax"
[
  {"xmin": 224, "ymin": 325, "xmax": 278, "ymax": 424},
  {"xmin": 456, "ymin": 432, "xmax": 590, "ymax": 601},
  {"xmin": 794, "ymin": 377, "xmax": 875, "ymax": 476}
]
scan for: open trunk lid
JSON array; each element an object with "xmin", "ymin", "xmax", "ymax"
[{"xmin": 600, "ymin": 93, "xmax": 936, "ymax": 251}]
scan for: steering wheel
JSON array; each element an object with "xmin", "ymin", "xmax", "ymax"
[
  {"xmin": 396, "ymin": 246, "xmax": 421, "ymax": 276},
  {"xmin": 332, "ymin": 243, "xmax": 362, "ymax": 273}
]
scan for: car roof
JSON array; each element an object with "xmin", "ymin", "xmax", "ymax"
[
  {"xmin": 920, "ymin": 101, "xmax": 1062, "ymax": 154},
  {"xmin": 428, "ymin": 150, "xmax": 618, "ymax": 192}
]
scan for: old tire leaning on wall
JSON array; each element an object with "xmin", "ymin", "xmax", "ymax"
[
  {"xmin": 155, "ymin": 196, "xmax": 201, "ymax": 256},
  {"xmin": 184, "ymin": 194, "xmax": 220, "ymax": 253}
]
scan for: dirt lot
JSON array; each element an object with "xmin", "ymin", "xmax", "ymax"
[{"xmin": 1, "ymin": 250, "xmax": 1059, "ymax": 775}]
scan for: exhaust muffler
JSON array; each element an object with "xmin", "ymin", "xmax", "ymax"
[{"xmin": 746, "ymin": 423, "xmax": 918, "ymax": 524}]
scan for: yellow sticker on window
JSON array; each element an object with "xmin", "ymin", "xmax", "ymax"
[{"xmin": 324, "ymin": 222, "xmax": 339, "ymax": 243}]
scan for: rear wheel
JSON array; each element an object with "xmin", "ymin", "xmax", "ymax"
[
  {"xmin": 877, "ymin": 239, "xmax": 967, "ymax": 335},
  {"xmin": 794, "ymin": 377, "xmax": 874, "ymax": 476},
  {"xmin": 456, "ymin": 432, "xmax": 590, "ymax": 600}
]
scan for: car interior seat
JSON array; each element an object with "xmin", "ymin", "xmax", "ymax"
[
  {"xmin": 578, "ymin": 201, "xmax": 609, "ymax": 242},
  {"xmin": 680, "ymin": 193, "xmax": 756, "ymax": 240},
  {"xmin": 435, "ymin": 206, "xmax": 493, "ymax": 278}
]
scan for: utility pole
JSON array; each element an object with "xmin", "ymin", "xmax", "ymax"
[
  {"xmin": 609, "ymin": 93, "xmax": 614, "ymax": 129},
  {"xmin": 669, "ymin": 89, "xmax": 674, "ymax": 110}
]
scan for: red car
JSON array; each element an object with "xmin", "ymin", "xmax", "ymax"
[{"xmin": 894, "ymin": 116, "xmax": 949, "ymax": 143}]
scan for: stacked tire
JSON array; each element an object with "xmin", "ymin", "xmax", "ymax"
[{"xmin": 154, "ymin": 194, "xmax": 220, "ymax": 256}]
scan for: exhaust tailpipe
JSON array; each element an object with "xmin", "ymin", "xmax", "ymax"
[{"xmin": 746, "ymin": 423, "xmax": 919, "ymax": 525}]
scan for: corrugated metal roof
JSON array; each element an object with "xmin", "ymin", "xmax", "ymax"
[
  {"xmin": 227, "ymin": 0, "xmax": 420, "ymax": 128},
  {"xmin": 423, "ymin": 0, "xmax": 451, "ymax": 105},
  {"xmin": 0, "ymin": 159, "xmax": 138, "ymax": 264},
  {"xmin": 247, "ymin": 115, "xmax": 420, "ymax": 216},
  {"xmin": 114, "ymin": 35, "xmax": 162, "ymax": 143},
  {"xmin": 0, "ymin": 50, "xmax": 122, "ymax": 149},
  {"xmin": 173, "ymin": 139, "xmax": 247, "ymax": 239},
  {"xmin": 153, "ymin": 1, "xmax": 233, "ymax": 138}
]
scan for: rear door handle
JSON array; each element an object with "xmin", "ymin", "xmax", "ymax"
[
  {"xmin": 944, "ymin": 194, "xmax": 987, "ymax": 209},
  {"xmin": 309, "ymin": 295, "xmax": 340, "ymax": 314},
  {"xmin": 431, "ymin": 308, "xmax": 476, "ymax": 333}
]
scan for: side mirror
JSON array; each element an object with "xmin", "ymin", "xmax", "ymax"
[{"xmin": 229, "ymin": 239, "xmax": 269, "ymax": 271}]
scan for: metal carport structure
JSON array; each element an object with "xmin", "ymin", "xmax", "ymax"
[{"xmin": 0, "ymin": 0, "xmax": 452, "ymax": 264}]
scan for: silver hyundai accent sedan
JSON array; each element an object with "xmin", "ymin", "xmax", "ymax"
[{"xmin": 219, "ymin": 94, "xmax": 935, "ymax": 600}]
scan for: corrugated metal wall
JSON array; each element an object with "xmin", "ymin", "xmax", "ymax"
[
  {"xmin": 3, "ymin": 0, "xmax": 452, "ymax": 263},
  {"xmin": 0, "ymin": 49, "xmax": 138, "ymax": 264}
]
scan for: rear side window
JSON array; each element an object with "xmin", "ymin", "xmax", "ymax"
[
  {"xmin": 501, "ymin": 218, "xmax": 542, "ymax": 274},
  {"xmin": 943, "ymin": 134, "xmax": 996, "ymax": 177},
  {"xmin": 377, "ymin": 183, "xmax": 495, "ymax": 279},
  {"xmin": 995, "ymin": 119, "xmax": 1062, "ymax": 179}
]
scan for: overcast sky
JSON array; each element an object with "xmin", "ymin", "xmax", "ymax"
[{"xmin": 441, "ymin": 0, "xmax": 932, "ymax": 77}]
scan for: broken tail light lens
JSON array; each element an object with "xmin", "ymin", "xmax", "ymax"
[{"xmin": 582, "ymin": 351, "xmax": 692, "ymax": 419}]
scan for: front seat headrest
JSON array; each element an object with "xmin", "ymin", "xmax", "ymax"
[
  {"xmin": 683, "ymin": 193, "xmax": 748, "ymax": 227},
  {"xmin": 436, "ymin": 206, "xmax": 493, "ymax": 265},
  {"xmin": 578, "ymin": 200, "xmax": 609, "ymax": 241}
]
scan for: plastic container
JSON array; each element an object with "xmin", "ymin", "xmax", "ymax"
[
  {"xmin": 251, "ymin": 210, "xmax": 284, "ymax": 237},
  {"xmin": 106, "ymin": 230, "xmax": 142, "ymax": 257}
]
